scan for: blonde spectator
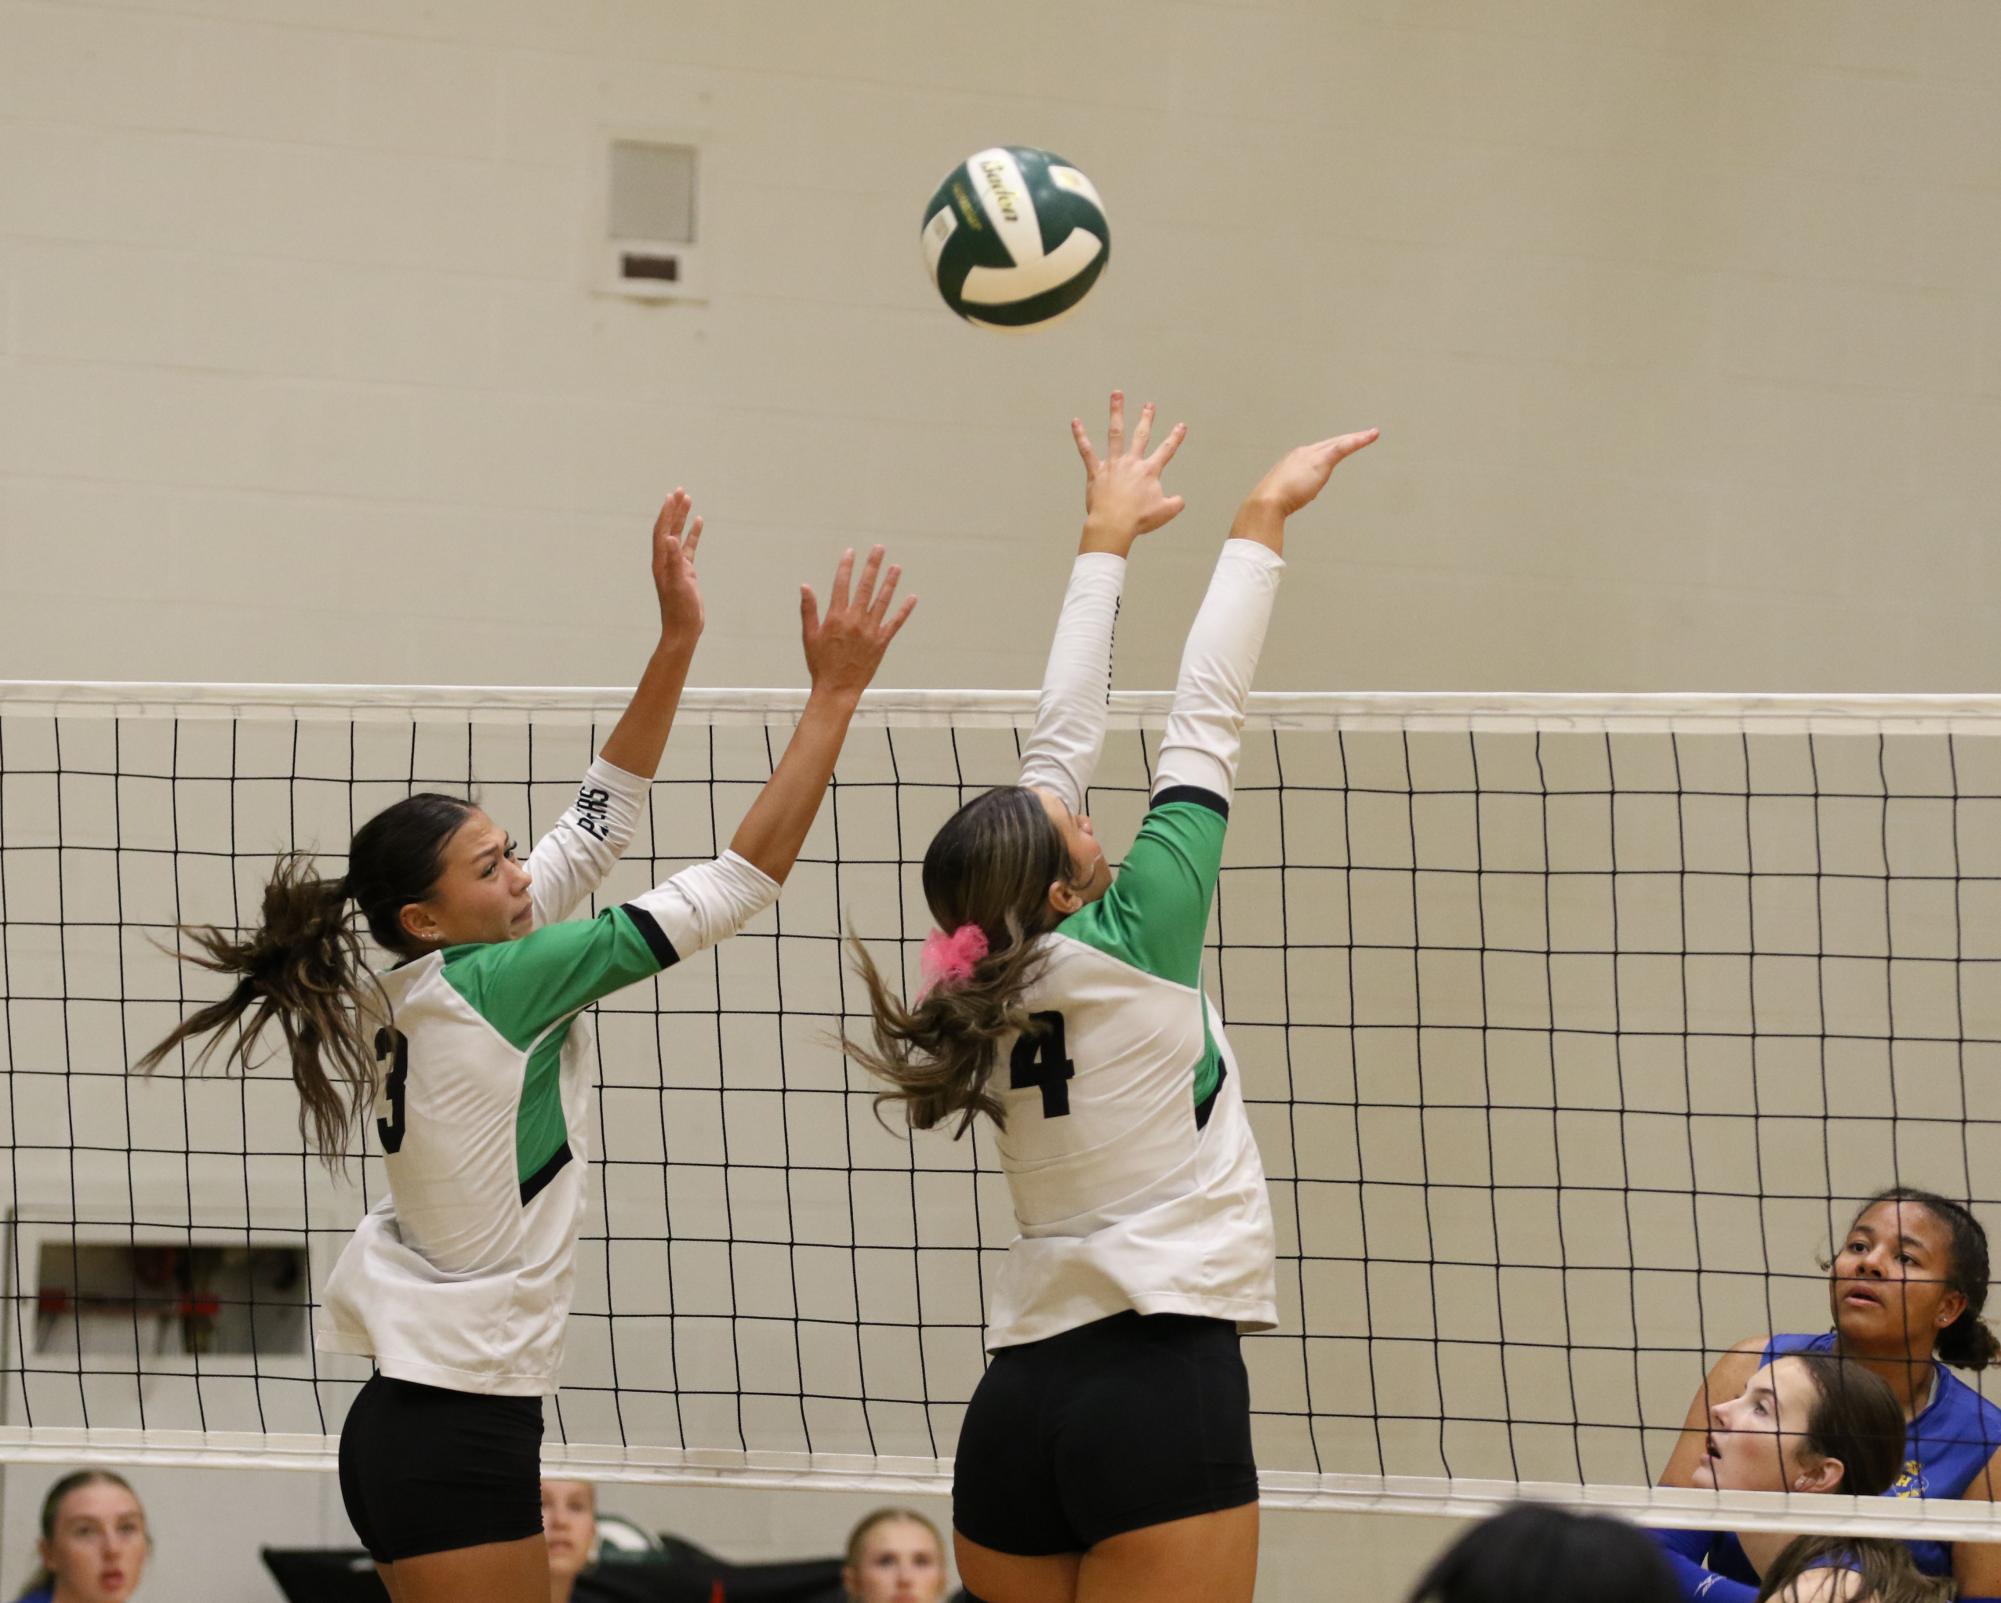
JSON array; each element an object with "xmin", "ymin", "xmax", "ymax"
[
  {"xmin": 541, "ymin": 1480, "xmax": 598, "ymax": 1603},
  {"xmin": 843, "ymin": 1508, "xmax": 951, "ymax": 1603}
]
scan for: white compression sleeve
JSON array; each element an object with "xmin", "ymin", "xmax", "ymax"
[
  {"xmin": 624, "ymin": 849, "xmax": 780, "ymax": 963},
  {"xmin": 1152, "ymin": 540, "xmax": 1286, "ymax": 807},
  {"xmin": 1016, "ymin": 552, "xmax": 1126, "ymax": 812}
]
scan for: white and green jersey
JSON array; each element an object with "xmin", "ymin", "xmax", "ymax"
[
  {"xmin": 315, "ymin": 759, "xmax": 778, "ymax": 1396},
  {"xmin": 989, "ymin": 543, "xmax": 1284, "ymax": 1349}
]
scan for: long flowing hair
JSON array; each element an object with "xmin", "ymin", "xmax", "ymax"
[
  {"xmin": 133, "ymin": 792, "xmax": 475, "ymax": 1165},
  {"xmin": 844, "ymin": 786, "xmax": 1086, "ymax": 1136}
]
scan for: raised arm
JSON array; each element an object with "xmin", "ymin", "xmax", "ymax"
[
  {"xmin": 530, "ymin": 490, "xmax": 708, "ymax": 927},
  {"xmin": 1069, "ymin": 428, "xmax": 1376, "ymax": 986},
  {"xmin": 728, "ymin": 545, "xmax": 917, "ymax": 883},
  {"xmin": 1017, "ymin": 391, "xmax": 1187, "ymax": 810},
  {"xmin": 454, "ymin": 544, "xmax": 914, "ymax": 1041},
  {"xmin": 1152, "ymin": 428, "xmax": 1377, "ymax": 807}
]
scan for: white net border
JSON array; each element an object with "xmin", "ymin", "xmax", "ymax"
[{"xmin": 5, "ymin": 682, "xmax": 2001, "ymax": 1543}]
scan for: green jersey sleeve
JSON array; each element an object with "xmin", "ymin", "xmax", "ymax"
[
  {"xmin": 1059, "ymin": 796, "xmax": 1227, "ymax": 987},
  {"xmin": 441, "ymin": 906, "xmax": 665, "ymax": 1050}
]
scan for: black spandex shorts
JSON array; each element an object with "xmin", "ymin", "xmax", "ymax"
[
  {"xmin": 337, "ymin": 1372, "xmax": 544, "ymax": 1564},
  {"xmin": 953, "ymin": 1311, "xmax": 1259, "ymax": 1555}
]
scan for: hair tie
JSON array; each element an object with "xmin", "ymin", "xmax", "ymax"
[{"xmin": 918, "ymin": 923, "xmax": 989, "ymax": 997}]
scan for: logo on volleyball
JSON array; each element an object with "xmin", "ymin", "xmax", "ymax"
[{"xmin": 1890, "ymin": 1458, "xmax": 1928, "ymax": 1497}]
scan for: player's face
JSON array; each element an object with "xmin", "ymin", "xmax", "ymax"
[
  {"xmin": 1033, "ymin": 788, "xmax": 1111, "ymax": 909},
  {"xmin": 401, "ymin": 809, "xmax": 534, "ymax": 948},
  {"xmin": 1696, "ymin": 1358, "xmax": 1831, "ymax": 1495},
  {"xmin": 540, "ymin": 1478, "xmax": 597, "ymax": 1581},
  {"xmin": 843, "ymin": 1517, "xmax": 948, "ymax": 1603},
  {"xmin": 1829, "ymin": 1199, "xmax": 1966, "ymax": 1356},
  {"xmin": 38, "ymin": 1481, "xmax": 149, "ymax": 1603}
]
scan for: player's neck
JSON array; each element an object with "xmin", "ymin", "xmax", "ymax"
[
  {"xmin": 1738, "ymin": 1526, "xmax": 1794, "ymax": 1580},
  {"xmin": 1836, "ymin": 1337, "xmax": 1937, "ymax": 1419}
]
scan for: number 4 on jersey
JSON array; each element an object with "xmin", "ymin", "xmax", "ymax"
[{"xmin": 1010, "ymin": 1011, "xmax": 1074, "ymax": 1118}]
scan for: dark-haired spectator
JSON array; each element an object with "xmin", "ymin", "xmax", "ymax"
[
  {"xmin": 1407, "ymin": 1503, "xmax": 1677, "ymax": 1603},
  {"xmin": 10, "ymin": 1471, "xmax": 150, "ymax": 1603}
]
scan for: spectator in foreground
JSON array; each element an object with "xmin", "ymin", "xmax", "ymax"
[
  {"xmin": 1408, "ymin": 1503, "xmax": 1678, "ymax": 1603},
  {"xmin": 10, "ymin": 1470, "xmax": 150, "ymax": 1603}
]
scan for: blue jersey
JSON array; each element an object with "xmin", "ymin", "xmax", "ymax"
[{"xmin": 1683, "ymin": 1331, "xmax": 2001, "ymax": 1584}]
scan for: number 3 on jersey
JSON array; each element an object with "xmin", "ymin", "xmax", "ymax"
[
  {"xmin": 373, "ymin": 1026, "xmax": 410, "ymax": 1153},
  {"xmin": 1010, "ymin": 1011, "xmax": 1074, "ymax": 1118}
]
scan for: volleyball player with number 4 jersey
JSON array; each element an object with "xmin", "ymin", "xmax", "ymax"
[
  {"xmin": 138, "ymin": 497, "xmax": 916, "ymax": 1603},
  {"xmin": 848, "ymin": 394, "xmax": 1377, "ymax": 1603}
]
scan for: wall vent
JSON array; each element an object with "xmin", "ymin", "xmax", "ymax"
[{"xmin": 605, "ymin": 139, "xmax": 701, "ymax": 301}]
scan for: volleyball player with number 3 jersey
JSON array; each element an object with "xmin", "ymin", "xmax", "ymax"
[
  {"xmin": 138, "ymin": 498, "xmax": 916, "ymax": 1603},
  {"xmin": 848, "ymin": 394, "xmax": 1377, "ymax": 1603}
]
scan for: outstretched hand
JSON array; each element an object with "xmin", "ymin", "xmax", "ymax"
[
  {"xmin": 1073, "ymin": 390, "xmax": 1188, "ymax": 556},
  {"xmin": 800, "ymin": 546, "xmax": 917, "ymax": 700},
  {"xmin": 652, "ymin": 488, "xmax": 706, "ymax": 640},
  {"xmin": 1244, "ymin": 429, "xmax": 1379, "ymax": 518}
]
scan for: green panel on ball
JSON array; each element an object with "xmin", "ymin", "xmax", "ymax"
[{"xmin": 920, "ymin": 144, "xmax": 1111, "ymax": 329}]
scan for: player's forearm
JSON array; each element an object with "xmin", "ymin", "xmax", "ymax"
[
  {"xmin": 728, "ymin": 686, "xmax": 860, "ymax": 884},
  {"xmin": 1226, "ymin": 492, "xmax": 1287, "ymax": 557},
  {"xmin": 597, "ymin": 637, "xmax": 699, "ymax": 780},
  {"xmin": 1153, "ymin": 540, "xmax": 1285, "ymax": 804},
  {"xmin": 1017, "ymin": 552, "xmax": 1125, "ymax": 808}
]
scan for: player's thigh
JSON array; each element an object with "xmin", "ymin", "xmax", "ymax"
[
  {"xmin": 955, "ymin": 1528, "xmax": 1081, "ymax": 1603},
  {"xmin": 373, "ymin": 1565, "xmax": 402, "ymax": 1603},
  {"xmin": 381, "ymin": 1533, "xmax": 549, "ymax": 1603},
  {"xmin": 1074, "ymin": 1503, "xmax": 1259, "ymax": 1603}
]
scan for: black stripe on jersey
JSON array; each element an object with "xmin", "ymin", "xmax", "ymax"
[
  {"xmin": 1152, "ymin": 784, "xmax": 1229, "ymax": 819},
  {"xmin": 1194, "ymin": 1061, "xmax": 1228, "ymax": 1132},
  {"xmin": 520, "ymin": 1140, "xmax": 572, "ymax": 1205},
  {"xmin": 620, "ymin": 903, "xmax": 682, "ymax": 970}
]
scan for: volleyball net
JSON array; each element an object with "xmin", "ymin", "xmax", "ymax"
[{"xmin": 3, "ymin": 681, "xmax": 2000, "ymax": 1542}]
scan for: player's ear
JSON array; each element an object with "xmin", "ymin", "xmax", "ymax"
[
  {"xmin": 399, "ymin": 898, "xmax": 443, "ymax": 948},
  {"xmin": 1047, "ymin": 878, "xmax": 1084, "ymax": 918},
  {"xmin": 1796, "ymin": 1453, "xmax": 1844, "ymax": 1494}
]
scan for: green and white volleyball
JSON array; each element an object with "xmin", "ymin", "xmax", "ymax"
[{"xmin": 921, "ymin": 146, "xmax": 1110, "ymax": 329}]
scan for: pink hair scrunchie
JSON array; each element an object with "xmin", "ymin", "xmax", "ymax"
[{"xmin": 918, "ymin": 923, "xmax": 989, "ymax": 997}]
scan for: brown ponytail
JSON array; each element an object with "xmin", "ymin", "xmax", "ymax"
[
  {"xmin": 845, "ymin": 786, "xmax": 1084, "ymax": 1136},
  {"xmin": 134, "ymin": 792, "xmax": 475, "ymax": 1166},
  {"xmin": 1754, "ymin": 1352, "xmax": 1951, "ymax": 1603}
]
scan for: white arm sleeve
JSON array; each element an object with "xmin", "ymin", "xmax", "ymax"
[
  {"xmin": 1152, "ymin": 540, "xmax": 1286, "ymax": 806},
  {"xmin": 527, "ymin": 756, "xmax": 650, "ymax": 929},
  {"xmin": 1015, "ymin": 552, "xmax": 1127, "ymax": 811},
  {"xmin": 623, "ymin": 849, "xmax": 780, "ymax": 964}
]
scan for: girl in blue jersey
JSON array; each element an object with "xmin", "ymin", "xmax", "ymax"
[
  {"xmin": 848, "ymin": 394, "xmax": 1376, "ymax": 1603},
  {"xmin": 1679, "ymin": 1350, "xmax": 1947, "ymax": 1603},
  {"xmin": 1656, "ymin": 1188, "xmax": 2001, "ymax": 1601},
  {"xmin": 140, "ymin": 498, "xmax": 915, "ymax": 1603}
]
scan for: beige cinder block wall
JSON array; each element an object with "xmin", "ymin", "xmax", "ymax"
[{"xmin": 3, "ymin": 2, "xmax": 1998, "ymax": 1599}]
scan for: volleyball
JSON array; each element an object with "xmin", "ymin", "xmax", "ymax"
[{"xmin": 920, "ymin": 145, "xmax": 1110, "ymax": 328}]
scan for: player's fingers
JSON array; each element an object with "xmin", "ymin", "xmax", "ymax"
[
  {"xmin": 681, "ymin": 514, "xmax": 704, "ymax": 562},
  {"xmin": 658, "ymin": 487, "xmax": 689, "ymax": 542},
  {"xmin": 1105, "ymin": 390, "xmax": 1125, "ymax": 457},
  {"xmin": 869, "ymin": 563, "xmax": 902, "ymax": 622},
  {"xmin": 1144, "ymin": 421, "xmax": 1188, "ymax": 474},
  {"xmin": 851, "ymin": 545, "xmax": 885, "ymax": 614},
  {"xmin": 1157, "ymin": 494, "xmax": 1186, "ymax": 521},
  {"xmin": 882, "ymin": 594, "xmax": 918, "ymax": 643},
  {"xmin": 1130, "ymin": 401, "xmax": 1155, "ymax": 457},
  {"xmin": 1325, "ymin": 428, "xmax": 1381, "ymax": 463},
  {"xmin": 1071, "ymin": 419, "xmax": 1102, "ymax": 476},
  {"xmin": 799, "ymin": 584, "xmax": 820, "ymax": 638},
  {"xmin": 828, "ymin": 548, "xmax": 855, "ymax": 612}
]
